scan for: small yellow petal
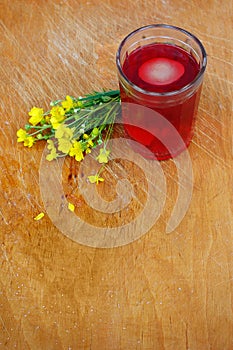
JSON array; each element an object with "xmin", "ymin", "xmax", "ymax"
[
  {"xmin": 34, "ymin": 212, "xmax": 45, "ymax": 221},
  {"xmin": 68, "ymin": 202, "xmax": 75, "ymax": 212},
  {"xmin": 46, "ymin": 150, "xmax": 58, "ymax": 161},
  {"xmin": 17, "ymin": 129, "xmax": 27, "ymax": 142},
  {"xmin": 24, "ymin": 136, "xmax": 35, "ymax": 148},
  {"xmin": 69, "ymin": 141, "xmax": 84, "ymax": 161},
  {"xmin": 88, "ymin": 175, "xmax": 104, "ymax": 184},
  {"xmin": 88, "ymin": 140, "xmax": 94, "ymax": 147},
  {"xmin": 61, "ymin": 95, "xmax": 74, "ymax": 111},
  {"xmin": 28, "ymin": 107, "xmax": 44, "ymax": 126},
  {"xmin": 96, "ymin": 148, "xmax": 110, "ymax": 164},
  {"xmin": 58, "ymin": 138, "xmax": 72, "ymax": 154},
  {"xmin": 47, "ymin": 139, "xmax": 55, "ymax": 150}
]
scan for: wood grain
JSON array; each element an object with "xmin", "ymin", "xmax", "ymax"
[{"xmin": 0, "ymin": 0, "xmax": 232, "ymax": 349}]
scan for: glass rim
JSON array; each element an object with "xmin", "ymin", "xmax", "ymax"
[{"xmin": 116, "ymin": 24, "xmax": 207, "ymax": 97}]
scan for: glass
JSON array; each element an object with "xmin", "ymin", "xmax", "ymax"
[{"xmin": 116, "ymin": 24, "xmax": 207, "ymax": 160}]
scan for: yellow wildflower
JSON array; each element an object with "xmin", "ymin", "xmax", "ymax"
[
  {"xmin": 96, "ymin": 148, "xmax": 110, "ymax": 164},
  {"xmin": 46, "ymin": 140, "xmax": 58, "ymax": 161},
  {"xmin": 62, "ymin": 95, "xmax": 74, "ymax": 112},
  {"xmin": 24, "ymin": 136, "xmax": 35, "ymax": 148},
  {"xmin": 46, "ymin": 149, "xmax": 58, "ymax": 161},
  {"xmin": 58, "ymin": 138, "xmax": 72, "ymax": 154},
  {"xmin": 17, "ymin": 128, "xmax": 35, "ymax": 147},
  {"xmin": 47, "ymin": 139, "xmax": 55, "ymax": 150},
  {"xmin": 55, "ymin": 124, "xmax": 74, "ymax": 140},
  {"xmin": 51, "ymin": 106, "xmax": 65, "ymax": 118},
  {"xmin": 50, "ymin": 106, "xmax": 65, "ymax": 129},
  {"xmin": 88, "ymin": 174, "xmax": 104, "ymax": 184},
  {"xmin": 17, "ymin": 128, "xmax": 27, "ymax": 142},
  {"xmin": 28, "ymin": 107, "xmax": 44, "ymax": 126},
  {"xmin": 55, "ymin": 124, "xmax": 74, "ymax": 154},
  {"xmin": 68, "ymin": 202, "xmax": 75, "ymax": 212},
  {"xmin": 34, "ymin": 212, "xmax": 45, "ymax": 221},
  {"xmin": 69, "ymin": 141, "xmax": 84, "ymax": 161}
]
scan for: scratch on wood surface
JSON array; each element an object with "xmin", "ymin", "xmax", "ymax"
[
  {"xmin": 0, "ymin": 314, "xmax": 10, "ymax": 337},
  {"xmin": 0, "ymin": 210, "xmax": 9, "ymax": 225},
  {"xmin": 214, "ymin": 278, "xmax": 233, "ymax": 287},
  {"xmin": 0, "ymin": 126, "xmax": 10, "ymax": 143},
  {"xmin": 197, "ymin": 120, "xmax": 231, "ymax": 146},
  {"xmin": 199, "ymin": 107, "xmax": 225, "ymax": 124},
  {"xmin": 196, "ymin": 35, "xmax": 233, "ymax": 48},
  {"xmin": 207, "ymin": 72, "xmax": 233, "ymax": 86},
  {"xmin": 209, "ymin": 255, "xmax": 225, "ymax": 268},
  {"xmin": 192, "ymin": 140, "xmax": 231, "ymax": 169},
  {"xmin": 1, "ymin": 242, "xmax": 16, "ymax": 272},
  {"xmin": 0, "ymin": 20, "xmax": 20, "ymax": 49},
  {"xmin": 209, "ymin": 55, "xmax": 233, "ymax": 67}
]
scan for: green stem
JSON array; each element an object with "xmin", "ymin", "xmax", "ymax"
[
  {"xmin": 76, "ymin": 90, "xmax": 120, "ymax": 102},
  {"xmin": 50, "ymin": 90, "xmax": 120, "ymax": 108},
  {"xmin": 28, "ymin": 124, "xmax": 52, "ymax": 136},
  {"xmin": 97, "ymin": 164, "xmax": 106, "ymax": 176},
  {"xmin": 71, "ymin": 96, "xmax": 120, "ymax": 136}
]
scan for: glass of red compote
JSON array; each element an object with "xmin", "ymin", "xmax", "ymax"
[{"xmin": 116, "ymin": 24, "xmax": 207, "ymax": 160}]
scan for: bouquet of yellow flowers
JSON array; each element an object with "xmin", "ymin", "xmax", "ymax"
[{"xmin": 17, "ymin": 90, "xmax": 120, "ymax": 184}]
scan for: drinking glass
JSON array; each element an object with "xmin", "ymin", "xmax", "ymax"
[{"xmin": 116, "ymin": 24, "xmax": 207, "ymax": 160}]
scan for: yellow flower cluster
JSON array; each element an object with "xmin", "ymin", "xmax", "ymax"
[
  {"xmin": 50, "ymin": 106, "xmax": 65, "ymax": 129},
  {"xmin": 69, "ymin": 141, "xmax": 84, "ymax": 161},
  {"xmin": 45, "ymin": 124, "xmax": 106, "ymax": 163},
  {"xmin": 17, "ymin": 128, "xmax": 35, "ymax": 147},
  {"xmin": 46, "ymin": 140, "xmax": 58, "ymax": 161},
  {"xmin": 28, "ymin": 107, "xmax": 44, "ymax": 126},
  {"xmin": 16, "ymin": 96, "xmax": 76, "ymax": 148},
  {"xmin": 16, "ymin": 90, "xmax": 120, "ymax": 184}
]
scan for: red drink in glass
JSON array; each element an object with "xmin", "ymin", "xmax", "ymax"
[{"xmin": 116, "ymin": 25, "xmax": 207, "ymax": 160}]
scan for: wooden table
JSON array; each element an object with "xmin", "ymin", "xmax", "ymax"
[{"xmin": 1, "ymin": 1, "xmax": 232, "ymax": 349}]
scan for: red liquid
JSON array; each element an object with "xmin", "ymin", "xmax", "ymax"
[{"xmin": 120, "ymin": 43, "xmax": 201, "ymax": 160}]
